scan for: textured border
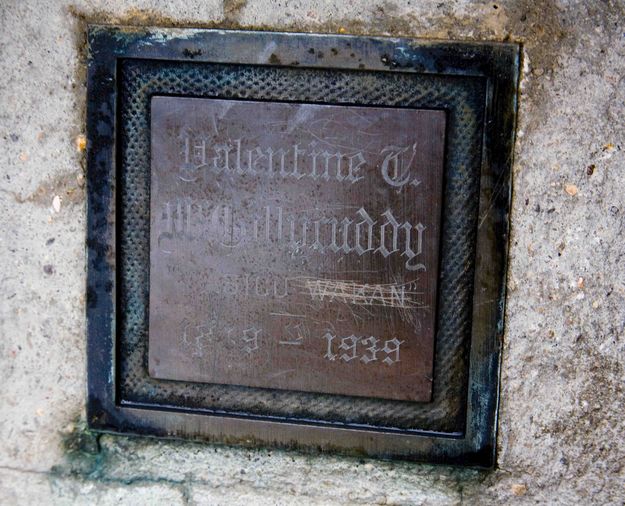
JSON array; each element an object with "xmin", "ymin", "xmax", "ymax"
[
  {"xmin": 118, "ymin": 60, "xmax": 484, "ymax": 433},
  {"xmin": 86, "ymin": 26, "xmax": 520, "ymax": 467}
]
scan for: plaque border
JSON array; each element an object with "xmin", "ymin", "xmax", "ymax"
[
  {"xmin": 116, "ymin": 59, "xmax": 484, "ymax": 434},
  {"xmin": 86, "ymin": 26, "xmax": 520, "ymax": 467}
]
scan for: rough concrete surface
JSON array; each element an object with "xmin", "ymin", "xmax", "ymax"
[{"xmin": 0, "ymin": 0, "xmax": 624, "ymax": 504}]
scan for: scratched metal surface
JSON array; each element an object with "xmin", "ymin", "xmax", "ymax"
[
  {"xmin": 117, "ymin": 59, "xmax": 484, "ymax": 432},
  {"xmin": 148, "ymin": 97, "xmax": 445, "ymax": 402}
]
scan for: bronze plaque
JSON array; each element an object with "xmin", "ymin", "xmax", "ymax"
[{"xmin": 148, "ymin": 96, "xmax": 445, "ymax": 402}]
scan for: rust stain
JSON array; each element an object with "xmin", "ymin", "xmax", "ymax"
[
  {"xmin": 223, "ymin": 0, "xmax": 248, "ymax": 23},
  {"xmin": 5, "ymin": 170, "xmax": 85, "ymax": 208}
]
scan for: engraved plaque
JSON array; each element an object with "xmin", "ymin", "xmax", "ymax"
[
  {"xmin": 87, "ymin": 27, "xmax": 519, "ymax": 465},
  {"xmin": 148, "ymin": 97, "xmax": 445, "ymax": 402}
]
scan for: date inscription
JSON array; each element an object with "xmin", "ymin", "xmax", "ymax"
[{"xmin": 148, "ymin": 97, "xmax": 445, "ymax": 402}]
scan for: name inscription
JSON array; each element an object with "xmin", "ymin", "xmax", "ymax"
[{"xmin": 148, "ymin": 97, "xmax": 445, "ymax": 402}]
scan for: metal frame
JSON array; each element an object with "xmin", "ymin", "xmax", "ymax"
[{"xmin": 86, "ymin": 26, "xmax": 520, "ymax": 467}]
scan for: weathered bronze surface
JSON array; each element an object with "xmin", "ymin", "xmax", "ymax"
[
  {"xmin": 149, "ymin": 97, "xmax": 445, "ymax": 402},
  {"xmin": 88, "ymin": 27, "xmax": 520, "ymax": 466}
]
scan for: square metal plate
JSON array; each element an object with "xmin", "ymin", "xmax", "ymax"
[
  {"xmin": 149, "ymin": 97, "xmax": 445, "ymax": 402},
  {"xmin": 86, "ymin": 26, "xmax": 519, "ymax": 467}
]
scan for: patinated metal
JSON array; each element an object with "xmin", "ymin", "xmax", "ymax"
[
  {"xmin": 86, "ymin": 26, "xmax": 520, "ymax": 467},
  {"xmin": 149, "ymin": 97, "xmax": 445, "ymax": 402}
]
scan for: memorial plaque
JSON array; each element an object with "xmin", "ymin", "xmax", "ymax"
[
  {"xmin": 86, "ymin": 26, "xmax": 520, "ymax": 467},
  {"xmin": 149, "ymin": 97, "xmax": 445, "ymax": 401}
]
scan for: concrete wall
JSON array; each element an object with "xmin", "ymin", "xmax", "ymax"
[{"xmin": 1, "ymin": 0, "xmax": 624, "ymax": 504}]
